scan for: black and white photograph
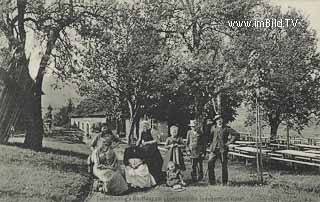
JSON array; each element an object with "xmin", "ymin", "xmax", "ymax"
[{"xmin": 1, "ymin": 0, "xmax": 320, "ymax": 201}]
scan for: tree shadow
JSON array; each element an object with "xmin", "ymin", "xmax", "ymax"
[
  {"xmin": 6, "ymin": 142, "xmax": 88, "ymax": 159},
  {"xmin": 184, "ymin": 179, "xmax": 210, "ymax": 187},
  {"xmin": 228, "ymin": 180, "xmax": 263, "ymax": 187}
]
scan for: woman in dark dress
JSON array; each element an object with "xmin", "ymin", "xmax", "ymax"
[
  {"xmin": 136, "ymin": 121, "xmax": 164, "ymax": 184},
  {"xmin": 123, "ymin": 145, "xmax": 156, "ymax": 189}
]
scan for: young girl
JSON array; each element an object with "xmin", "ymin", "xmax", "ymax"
[
  {"xmin": 166, "ymin": 161, "xmax": 186, "ymax": 191},
  {"xmin": 162, "ymin": 125, "xmax": 186, "ymax": 172}
]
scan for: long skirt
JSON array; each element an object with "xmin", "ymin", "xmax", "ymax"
[
  {"xmin": 141, "ymin": 144, "xmax": 164, "ymax": 183},
  {"xmin": 93, "ymin": 166, "xmax": 129, "ymax": 195},
  {"xmin": 125, "ymin": 164, "xmax": 156, "ymax": 188}
]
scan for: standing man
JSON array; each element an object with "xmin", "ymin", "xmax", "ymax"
[
  {"xmin": 186, "ymin": 120, "xmax": 206, "ymax": 182},
  {"xmin": 208, "ymin": 114, "xmax": 239, "ymax": 185}
]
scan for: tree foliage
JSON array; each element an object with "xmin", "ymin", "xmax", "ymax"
[
  {"xmin": 225, "ymin": 5, "xmax": 320, "ymax": 138},
  {"xmin": 75, "ymin": 1, "xmax": 170, "ymax": 143}
]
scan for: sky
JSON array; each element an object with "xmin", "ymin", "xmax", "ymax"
[
  {"xmin": 33, "ymin": 0, "xmax": 320, "ymax": 109},
  {"xmin": 270, "ymin": 0, "xmax": 320, "ymax": 47}
]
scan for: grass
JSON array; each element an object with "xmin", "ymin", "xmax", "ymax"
[
  {"xmin": 88, "ymin": 146, "xmax": 320, "ymax": 202},
  {"xmin": 2, "ymin": 131, "xmax": 320, "ymax": 202},
  {"xmin": 0, "ymin": 134, "xmax": 91, "ymax": 202}
]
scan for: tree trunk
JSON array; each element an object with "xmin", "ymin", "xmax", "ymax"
[
  {"xmin": 194, "ymin": 95, "xmax": 205, "ymax": 131},
  {"xmin": 135, "ymin": 118, "xmax": 140, "ymax": 140},
  {"xmin": 127, "ymin": 100, "xmax": 140, "ymax": 145},
  {"xmin": 0, "ymin": 76, "xmax": 22, "ymax": 143},
  {"xmin": 0, "ymin": 51, "xmax": 32, "ymax": 144},
  {"xmin": 24, "ymin": 31, "xmax": 58, "ymax": 150},
  {"xmin": 0, "ymin": 0, "xmax": 30, "ymax": 143},
  {"xmin": 269, "ymin": 115, "xmax": 281, "ymax": 142},
  {"xmin": 24, "ymin": 92, "xmax": 43, "ymax": 150},
  {"xmin": 216, "ymin": 92, "xmax": 222, "ymax": 115}
]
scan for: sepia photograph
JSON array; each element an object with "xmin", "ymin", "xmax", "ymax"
[{"xmin": 1, "ymin": 0, "xmax": 320, "ymax": 201}]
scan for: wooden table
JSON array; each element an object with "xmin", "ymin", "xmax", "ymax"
[
  {"xmin": 304, "ymin": 150, "xmax": 320, "ymax": 154},
  {"xmin": 275, "ymin": 150, "xmax": 320, "ymax": 161},
  {"xmin": 228, "ymin": 144, "xmax": 238, "ymax": 150},
  {"xmin": 235, "ymin": 146, "xmax": 272, "ymax": 155},
  {"xmin": 228, "ymin": 146, "xmax": 258, "ymax": 165},
  {"xmin": 235, "ymin": 141, "xmax": 256, "ymax": 145},
  {"xmin": 293, "ymin": 144, "xmax": 320, "ymax": 150},
  {"xmin": 269, "ymin": 143, "xmax": 290, "ymax": 149}
]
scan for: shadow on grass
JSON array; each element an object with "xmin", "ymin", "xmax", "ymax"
[
  {"xmin": 46, "ymin": 135, "xmax": 84, "ymax": 145},
  {"xmin": 228, "ymin": 180, "xmax": 263, "ymax": 187},
  {"xmin": 270, "ymin": 180, "xmax": 320, "ymax": 193},
  {"xmin": 6, "ymin": 142, "xmax": 88, "ymax": 160},
  {"xmin": 0, "ymin": 189, "xmax": 30, "ymax": 197},
  {"xmin": 72, "ymin": 177, "xmax": 93, "ymax": 202},
  {"xmin": 184, "ymin": 179, "xmax": 210, "ymax": 187}
]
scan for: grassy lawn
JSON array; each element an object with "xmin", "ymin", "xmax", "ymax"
[
  {"xmin": 88, "ymin": 147, "xmax": 320, "ymax": 202},
  {"xmin": 0, "ymin": 134, "xmax": 91, "ymax": 202},
  {"xmin": 2, "ymin": 133, "xmax": 320, "ymax": 202}
]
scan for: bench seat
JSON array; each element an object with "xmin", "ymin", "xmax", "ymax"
[
  {"xmin": 228, "ymin": 152, "xmax": 256, "ymax": 159},
  {"xmin": 269, "ymin": 157, "xmax": 320, "ymax": 167}
]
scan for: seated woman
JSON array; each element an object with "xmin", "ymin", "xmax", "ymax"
[
  {"xmin": 88, "ymin": 124, "xmax": 120, "ymax": 173},
  {"xmin": 92, "ymin": 137, "xmax": 128, "ymax": 195},
  {"xmin": 136, "ymin": 121, "xmax": 164, "ymax": 184},
  {"xmin": 123, "ymin": 145, "xmax": 156, "ymax": 189}
]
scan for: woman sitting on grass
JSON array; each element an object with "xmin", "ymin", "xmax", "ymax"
[
  {"xmin": 92, "ymin": 136, "xmax": 128, "ymax": 195},
  {"xmin": 123, "ymin": 145, "xmax": 156, "ymax": 190},
  {"xmin": 88, "ymin": 124, "xmax": 120, "ymax": 173}
]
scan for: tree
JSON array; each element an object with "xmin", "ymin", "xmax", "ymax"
[
  {"xmin": 225, "ymin": 5, "xmax": 320, "ymax": 140},
  {"xmin": 76, "ymin": 1, "xmax": 169, "ymax": 144},
  {"xmin": 0, "ymin": 0, "xmax": 34, "ymax": 144},
  {"xmin": 149, "ymin": 0, "xmax": 261, "ymax": 127},
  {"xmin": 0, "ymin": 0, "xmax": 114, "ymax": 149}
]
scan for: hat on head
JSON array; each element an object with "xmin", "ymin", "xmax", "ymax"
[
  {"xmin": 213, "ymin": 114, "xmax": 222, "ymax": 121},
  {"xmin": 207, "ymin": 119, "xmax": 214, "ymax": 125},
  {"xmin": 141, "ymin": 120, "xmax": 150, "ymax": 126},
  {"xmin": 188, "ymin": 120, "xmax": 197, "ymax": 127},
  {"xmin": 102, "ymin": 135, "xmax": 113, "ymax": 146}
]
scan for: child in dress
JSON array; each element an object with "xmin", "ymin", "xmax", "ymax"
[
  {"xmin": 166, "ymin": 161, "xmax": 186, "ymax": 191},
  {"xmin": 162, "ymin": 125, "xmax": 186, "ymax": 172}
]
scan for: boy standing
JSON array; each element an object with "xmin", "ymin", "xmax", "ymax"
[{"xmin": 186, "ymin": 120, "xmax": 206, "ymax": 182}]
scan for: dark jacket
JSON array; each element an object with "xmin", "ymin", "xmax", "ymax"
[{"xmin": 209, "ymin": 126, "xmax": 239, "ymax": 152}]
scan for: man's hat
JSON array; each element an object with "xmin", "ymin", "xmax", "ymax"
[
  {"xmin": 188, "ymin": 120, "xmax": 197, "ymax": 127},
  {"xmin": 207, "ymin": 119, "xmax": 214, "ymax": 125},
  {"xmin": 213, "ymin": 114, "xmax": 222, "ymax": 121}
]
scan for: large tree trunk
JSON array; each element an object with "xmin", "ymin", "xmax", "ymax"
[
  {"xmin": 0, "ymin": 50, "xmax": 33, "ymax": 144},
  {"xmin": 269, "ymin": 113, "xmax": 281, "ymax": 142},
  {"xmin": 24, "ymin": 92, "xmax": 44, "ymax": 150},
  {"xmin": 127, "ymin": 100, "xmax": 140, "ymax": 145},
  {"xmin": 24, "ymin": 30, "xmax": 58, "ymax": 149}
]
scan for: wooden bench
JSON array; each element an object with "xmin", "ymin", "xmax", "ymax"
[
  {"xmin": 294, "ymin": 157, "xmax": 320, "ymax": 163},
  {"xmin": 228, "ymin": 152, "xmax": 256, "ymax": 166},
  {"xmin": 269, "ymin": 157, "xmax": 320, "ymax": 168},
  {"xmin": 266, "ymin": 152, "xmax": 283, "ymax": 158}
]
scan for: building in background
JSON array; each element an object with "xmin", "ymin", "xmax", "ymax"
[{"xmin": 70, "ymin": 111, "xmax": 106, "ymax": 137}]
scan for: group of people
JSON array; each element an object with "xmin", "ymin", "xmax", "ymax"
[{"xmin": 87, "ymin": 114, "xmax": 240, "ymax": 195}]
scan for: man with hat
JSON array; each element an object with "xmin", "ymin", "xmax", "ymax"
[
  {"xmin": 208, "ymin": 114, "xmax": 239, "ymax": 185},
  {"xmin": 186, "ymin": 120, "xmax": 206, "ymax": 182}
]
